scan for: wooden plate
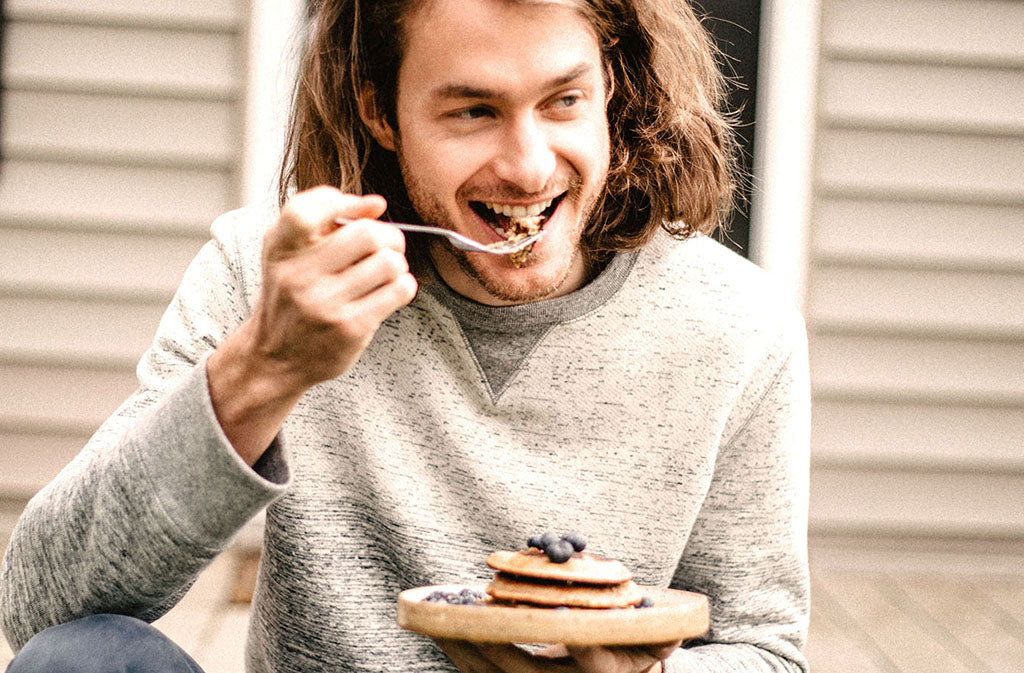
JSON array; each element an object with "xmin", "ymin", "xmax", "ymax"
[{"xmin": 397, "ymin": 584, "xmax": 709, "ymax": 645}]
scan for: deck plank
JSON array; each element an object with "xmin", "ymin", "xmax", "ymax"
[
  {"xmin": 970, "ymin": 575, "xmax": 1024, "ymax": 637},
  {"xmin": 153, "ymin": 550, "xmax": 240, "ymax": 654},
  {"xmin": 881, "ymin": 573, "xmax": 1023, "ymax": 673},
  {"xmin": 0, "ymin": 638, "xmax": 12, "ymax": 670},
  {"xmin": 807, "ymin": 572, "xmax": 895, "ymax": 673},
  {"xmin": 814, "ymin": 568, "xmax": 980, "ymax": 673},
  {"xmin": 192, "ymin": 605, "xmax": 251, "ymax": 673},
  {"xmin": 806, "ymin": 573, "xmax": 897, "ymax": 671}
]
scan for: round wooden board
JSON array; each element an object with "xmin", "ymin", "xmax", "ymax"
[{"xmin": 397, "ymin": 585, "xmax": 709, "ymax": 645}]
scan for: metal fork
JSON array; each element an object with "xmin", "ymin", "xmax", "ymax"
[{"xmin": 334, "ymin": 219, "xmax": 543, "ymax": 254}]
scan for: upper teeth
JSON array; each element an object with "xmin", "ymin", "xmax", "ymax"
[{"xmin": 484, "ymin": 199, "xmax": 552, "ymax": 218}]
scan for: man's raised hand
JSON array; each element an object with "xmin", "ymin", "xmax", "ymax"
[{"xmin": 208, "ymin": 187, "xmax": 418, "ymax": 464}]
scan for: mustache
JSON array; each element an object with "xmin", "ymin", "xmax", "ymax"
[{"xmin": 459, "ymin": 175, "xmax": 583, "ymax": 203}]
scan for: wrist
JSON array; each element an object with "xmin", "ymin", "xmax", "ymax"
[{"xmin": 207, "ymin": 319, "xmax": 309, "ymax": 465}]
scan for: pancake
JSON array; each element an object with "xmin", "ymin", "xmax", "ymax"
[
  {"xmin": 486, "ymin": 549, "xmax": 632, "ymax": 585},
  {"xmin": 486, "ymin": 573, "xmax": 644, "ymax": 609}
]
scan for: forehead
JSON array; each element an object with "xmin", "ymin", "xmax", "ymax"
[{"xmin": 398, "ymin": 0, "xmax": 602, "ymax": 99}]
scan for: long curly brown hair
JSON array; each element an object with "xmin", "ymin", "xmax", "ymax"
[{"xmin": 279, "ymin": 0, "xmax": 740, "ymax": 255}]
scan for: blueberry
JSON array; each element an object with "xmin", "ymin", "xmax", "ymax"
[
  {"xmin": 545, "ymin": 539, "xmax": 574, "ymax": 563},
  {"xmin": 539, "ymin": 532, "xmax": 559, "ymax": 549},
  {"xmin": 638, "ymin": 597, "xmax": 654, "ymax": 608},
  {"xmin": 527, "ymin": 535, "xmax": 543, "ymax": 549},
  {"xmin": 561, "ymin": 531, "xmax": 587, "ymax": 552}
]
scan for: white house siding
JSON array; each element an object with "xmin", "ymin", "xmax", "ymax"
[
  {"xmin": 0, "ymin": 0, "xmax": 246, "ymax": 496},
  {"xmin": 808, "ymin": 0, "xmax": 1024, "ymax": 540}
]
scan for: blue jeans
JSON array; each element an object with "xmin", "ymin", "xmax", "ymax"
[{"xmin": 6, "ymin": 614, "xmax": 204, "ymax": 673}]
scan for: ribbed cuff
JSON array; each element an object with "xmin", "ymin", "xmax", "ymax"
[{"xmin": 123, "ymin": 357, "xmax": 291, "ymax": 549}]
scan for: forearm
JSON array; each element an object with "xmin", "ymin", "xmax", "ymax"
[
  {"xmin": 0, "ymin": 363, "xmax": 289, "ymax": 651},
  {"xmin": 207, "ymin": 317, "xmax": 310, "ymax": 466}
]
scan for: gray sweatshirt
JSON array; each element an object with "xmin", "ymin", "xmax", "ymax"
[{"xmin": 1, "ymin": 202, "xmax": 811, "ymax": 672}]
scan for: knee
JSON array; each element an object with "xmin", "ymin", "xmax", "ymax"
[{"xmin": 7, "ymin": 614, "xmax": 200, "ymax": 673}]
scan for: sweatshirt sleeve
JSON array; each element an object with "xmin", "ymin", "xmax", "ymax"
[
  {"xmin": 665, "ymin": 310, "xmax": 812, "ymax": 673},
  {"xmin": 0, "ymin": 209, "xmax": 291, "ymax": 652}
]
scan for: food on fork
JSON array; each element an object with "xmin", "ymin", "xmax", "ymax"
[{"xmin": 487, "ymin": 215, "xmax": 543, "ymax": 267}]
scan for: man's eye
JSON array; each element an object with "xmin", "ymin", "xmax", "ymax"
[
  {"xmin": 552, "ymin": 95, "xmax": 580, "ymax": 109},
  {"xmin": 452, "ymin": 106, "xmax": 493, "ymax": 120}
]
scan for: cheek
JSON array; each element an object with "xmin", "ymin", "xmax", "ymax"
[{"xmin": 564, "ymin": 116, "xmax": 611, "ymax": 180}]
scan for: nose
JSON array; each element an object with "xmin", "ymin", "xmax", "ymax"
[{"xmin": 491, "ymin": 114, "xmax": 556, "ymax": 193}]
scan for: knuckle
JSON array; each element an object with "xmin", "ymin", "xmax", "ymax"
[
  {"xmin": 378, "ymin": 248, "xmax": 409, "ymax": 277},
  {"xmin": 340, "ymin": 219, "xmax": 376, "ymax": 247},
  {"xmin": 282, "ymin": 186, "xmax": 343, "ymax": 227},
  {"xmin": 335, "ymin": 310, "xmax": 371, "ymax": 342},
  {"xmin": 394, "ymin": 273, "xmax": 418, "ymax": 303}
]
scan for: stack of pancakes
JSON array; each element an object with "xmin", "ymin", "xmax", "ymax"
[{"xmin": 485, "ymin": 548, "xmax": 644, "ymax": 609}]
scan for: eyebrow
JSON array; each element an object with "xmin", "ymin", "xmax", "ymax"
[{"xmin": 431, "ymin": 62, "xmax": 595, "ymax": 101}]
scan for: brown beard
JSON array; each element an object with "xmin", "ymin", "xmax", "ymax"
[
  {"xmin": 441, "ymin": 239, "xmax": 579, "ymax": 304},
  {"xmin": 396, "ymin": 151, "xmax": 601, "ymax": 304}
]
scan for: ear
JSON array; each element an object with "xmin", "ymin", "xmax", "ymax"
[{"xmin": 357, "ymin": 86, "xmax": 397, "ymax": 152}]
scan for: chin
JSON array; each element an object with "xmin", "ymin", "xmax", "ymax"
[{"xmin": 453, "ymin": 243, "xmax": 579, "ymax": 304}]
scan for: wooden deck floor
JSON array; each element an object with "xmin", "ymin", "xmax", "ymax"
[
  {"xmin": 2, "ymin": 532, "xmax": 1023, "ymax": 672},
  {"xmin": 807, "ymin": 567, "xmax": 1024, "ymax": 673}
]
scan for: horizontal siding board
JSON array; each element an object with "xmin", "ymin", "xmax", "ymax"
[
  {"xmin": 823, "ymin": 0, "xmax": 1024, "ymax": 66},
  {"xmin": 812, "ymin": 400, "xmax": 1024, "ymax": 471},
  {"xmin": 0, "ymin": 159, "xmax": 232, "ymax": 227},
  {"xmin": 810, "ymin": 466, "xmax": 1024, "ymax": 537},
  {"xmin": 0, "ymin": 229, "xmax": 204, "ymax": 299},
  {"xmin": 808, "ymin": 266, "xmax": 1024, "ymax": 337},
  {"xmin": 6, "ymin": 0, "xmax": 241, "ymax": 27},
  {"xmin": 820, "ymin": 60, "xmax": 1024, "ymax": 133},
  {"xmin": 3, "ymin": 22, "xmax": 239, "ymax": 97},
  {"xmin": 816, "ymin": 129, "xmax": 1024, "ymax": 198},
  {"xmin": 0, "ymin": 363, "xmax": 138, "ymax": 432},
  {"xmin": 812, "ymin": 0, "xmax": 1024, "ymax": 541},
  {"xmin": 809, "ymin": 333, "xmax": 1024, "ymax": 401},
  {"xmin": 813, "ymin": 198, "xmax": 1024, "ymax": 271},
  {"xmin": 1, "ymin": 296, "xmax": 167, "ymax": 366},
  {"xmin": 0, "ymin": 431, "xmax": 88, "ymax": 498},
  {"xmin": 1, "ymin": 90, "xmax": 235, "ymax": 166}
]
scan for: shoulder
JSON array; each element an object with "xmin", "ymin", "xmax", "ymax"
[
  {"xmin": 627, "ymin": 230, "xmax": 807, "ymax": 363},
  {"xmin": 208, "ymin": 200, "xmax": 279, "ymax": 255}
]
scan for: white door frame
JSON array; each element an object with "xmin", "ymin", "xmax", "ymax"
[
  {"xmin": 242, "ymin": 0, "xmax": 306, "ymax": 206},
  {"xmin": 749, "ymin": 0, "xmax": 822, "ymax": 310}
]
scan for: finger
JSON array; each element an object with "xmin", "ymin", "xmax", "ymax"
[
  {"xmin": 475, "ymin": 643, "xmax": 576, "ymax": 673},
  {"xmin": 565, "ymin": 645, "xmax": 660, "ymax": 673},
  {"xmin": 315, "ymin": 247, "xmax": 410, "ymax": 306},
  {"xmin": 275, "ymin": 187, "xmax": 387, "ymax": 251},
  {"xmin": 642, "ymin": 640, "xmax": 683, "ymax": 662},
  {"xmin": 330, "ymin": 272, "xmax": 418, "ymax": 330},
  {"xmin": 436, "ymin": 639, "xmax": 506, "ymax": 673},
  {"xmin": 314, "ymin": 219, "xmax": 406, "ymax": 274},
  {"xmin": 535, "ymin": 644, "xmax": 571, "ymax": 661}
]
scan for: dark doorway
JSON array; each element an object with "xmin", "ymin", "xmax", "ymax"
[
  {"xmin": 1, "ymin": 0, "xmax": 5, "ymax": 167},
  {"xmin": 692, "ymin": 0, "xmax": 762, "ymax": 259}
]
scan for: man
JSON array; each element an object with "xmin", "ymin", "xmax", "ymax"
[{"xmin": 1, "ymin": 0, "xmax": 811, "ymax": 671}]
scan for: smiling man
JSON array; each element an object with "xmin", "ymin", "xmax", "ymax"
[
  {"xmin": 1, "ymin": 0, "xmax": 810, "ymax": 672},
  {"xmin": 370, "ymin": 0, "xmax": 609, "ymax": 305}
]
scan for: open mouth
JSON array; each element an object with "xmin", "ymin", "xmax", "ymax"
[{"xmin": 469, "ymin": 194, "xmax": 564, "ymax": 238}]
